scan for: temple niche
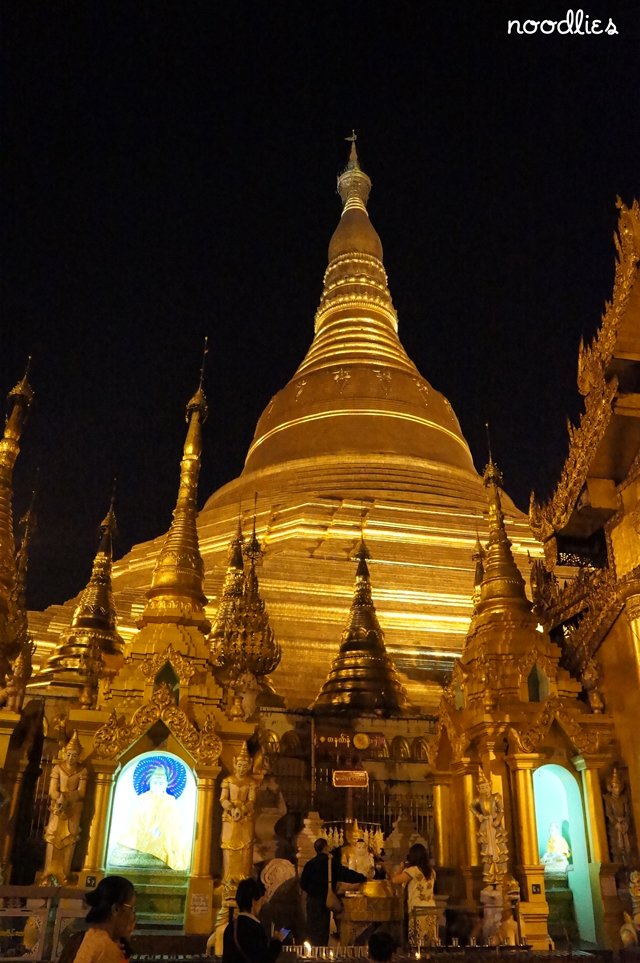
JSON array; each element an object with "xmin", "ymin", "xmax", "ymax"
[{"xmin": 0, "ymin": 143, "xmax": 637, "ymax": 951}]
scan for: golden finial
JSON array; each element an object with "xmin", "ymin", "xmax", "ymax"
[
  {"xmin": 345, "ymin": 130, "xmax": 359, "ymax": 169},
  {"xmin": 476, "ymin": 452, "xmax": 531, "ymax": 616},
  {"xmin": 143, "ymin": 355, "xmax": 210, "ymax": 628},
  {"xmin": 244, "ymin": 493, "xmax": 263, "ymax": 562}
]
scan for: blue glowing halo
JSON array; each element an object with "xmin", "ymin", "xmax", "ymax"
[{"xmin": 132, "ymin": 754, "xmax": 187, "ymax": 798}]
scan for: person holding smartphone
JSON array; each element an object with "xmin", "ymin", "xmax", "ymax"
[{"xmin": 222, "ymin": 878, "xmax": 286, "ymax": 963}]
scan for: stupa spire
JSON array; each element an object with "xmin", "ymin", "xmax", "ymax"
[
  {"xmin": 209, "ymin": 512, "xmax": 246, "ymax": 661},
  {"xmin": 142, "ymin": 344, "xmax": 209, "ymax": 628},
  {"xmin": 0, "ymin": 359, "xmax": 34, "ymax": 676},
  {"xmin": 242, "ymin": 138, "xmax": 475, "ymax": 477},
  {"xmin": 34, "ymin": 492, "xmax": 124, "ymax": 693},
  {"xmin": 210, "ymin": 501, "xmax": 281, "ymax": 687},
  {"xmin": 476, "ymin": 455, "xmax": 531, "ymax": 616},
  {"xmin": 311, "ymin": 537, "xmax": 412, "ymax": 714},
  {"xmin": 471, "ymin": 527, "xmax": 486, "ymax": 613}
]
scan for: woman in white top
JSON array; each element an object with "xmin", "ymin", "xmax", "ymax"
[{"xmin": 391, "ymin": 843, "xmax": 437, "ymax": 948}]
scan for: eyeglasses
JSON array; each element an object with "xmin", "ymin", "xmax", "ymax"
[{"xmin": 121, "ymin": 903, "xmax": 136, "ymax": 914}]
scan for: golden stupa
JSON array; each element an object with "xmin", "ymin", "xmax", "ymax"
[{"xmin": 30, "ymin": 140, "xmax": 539, "ymax": 710}]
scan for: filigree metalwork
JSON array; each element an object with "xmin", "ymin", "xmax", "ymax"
[
  {"xmin": 139, "ymin": 643, "xmax": 196, "ymax": 685},
  {"xmin": 530, "ymin": 374, "xmax": 618, "ymax": 540},
  {"xmin": 93, "ymin": 683, "xmax": 222, "ymax": 765},
  {"xmin": 577, "ymin": 198, "xmax": 640, "ymax": 396},
  {"xmin": 517, "ymin": 697, "xmax": 598, "ymax": 754}
]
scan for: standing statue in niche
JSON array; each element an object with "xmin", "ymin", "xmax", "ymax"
[
  {"xmin": 220, "ymin": 743, "xmax": 256, "ymax": 882},
  {"xmin": 470, "ymin": 771, "xmax": 509, "ymax": 886},
  {"xmin": 39, "ymin": 732, "xmax": 88, "ymax": 884},
  {"xmin": 604, "ymin": 768, "xmax": 633, "ymax": 866}
]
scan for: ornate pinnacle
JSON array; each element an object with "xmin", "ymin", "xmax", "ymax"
[
  {"xmin": 210, "ymin": 511, "xmax": 281, "ymax": 684},
  {"xmin": 311, "ymin": 540, "xmax": 411, "ymax": 714},
  {"xmin": 476, "ymin": 458, "xmax": 531, "ymax": 616},
  {"xmin": 34, "ymin": 493, "xmax": 125, "ymax": 689},
  {"xmin": 143, "ymin": 361, "xmax": 209, "ymax": 628},
  {"xmin": 337, "ymin": 132, "xmax": 371, "ymax": 213},
  {"xmin": 0, "ymin": 361, "xmax": 34, "ymax": 678}
]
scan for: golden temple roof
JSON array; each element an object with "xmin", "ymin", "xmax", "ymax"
[
  {"xmin": 0, "ymin": 360, "xmax": 34, "ymax": 675},
  {"xmin": 142, "ymin": 365, "xmax": 210, "ymax": 628},
  {"xmin": 311, "ymin": 538, "xmax": 412, "ymax": 715},
  {"xmin": 242, "ymin": 139, "xmax": 475, "ymax": 477}
]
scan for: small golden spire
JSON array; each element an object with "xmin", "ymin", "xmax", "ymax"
[
  {"xmin": 476, "ymin": 455, "xmax": 531, "ymax": 616},
  {"xmin": 210, "ymin": 504, "xmax": 281, "ymax": 684},
  {"xmin": 345, "ymin": 130, "xmax": 360, "ymax": 170},
  {"xmin": 142, "ymin": 359, "xmax": 209, "ymax": 629},
  {"xmin": 8, "ymin": 486, "xmax": 37, "ymax": 659},
  {"xmin": 0, "ymin": 360, "xmax": 34, "ymax": 677},
  {"xmin": 34, "ymin": 492, "xmax": 124, "ymax": 691},
  {"xmin": 336, "ymin": 131, "xmax": 372, "ymax": 215},
  {"xmin": 311, "ymin": 539, "xmax": 412, "ymax": 714},
  {"xmin": 471, "ymin": 526, "xmax": 486, "ymax": 613}
]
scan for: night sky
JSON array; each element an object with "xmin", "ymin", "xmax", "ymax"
[{"xmin": 2, "ymin": 1, "xmax": 639, "ymax": 610}]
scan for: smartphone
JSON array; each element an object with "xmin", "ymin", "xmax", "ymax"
[{"xmin": 279, "ymin": 929, "xmax": 291, "ymax": 940}]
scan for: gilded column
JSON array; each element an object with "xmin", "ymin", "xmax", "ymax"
[
  {"xmin": 80, "ymin": 762, "xmax": 118, "ymax": 885},
  {"xmin": 572, "ymin": 753, "xmax": 619, "ymax": 949},
  {"xmin": 506, "ymin": 753, "xmax": 549, "ymax": 950},
  {"xmin": 452, "ymin": 761, "xmax": 481, "ymax": 902},
  {"xmin": 0, "ymin": 759, "xmax": 28, "ymax": 881},
  {"xmin": 185, "ymin": 764, "xmax": 221, "ymax": 936},
  {"xmin": 431, "ymin": 773, "xmax": 452, "ymax": 867}
]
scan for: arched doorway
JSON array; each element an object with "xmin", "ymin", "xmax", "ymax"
[{"xmin": 533, "ymin": 764, "xmax": 596, "ymax": 945}]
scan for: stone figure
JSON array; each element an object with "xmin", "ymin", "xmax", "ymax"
[
  {"xmin": 541, "ymin": 822, "xmax": 571, "ymax": 874},
  {"xmin": 604, "ymin": 768, "xmax": 632, "ymax": 865},
  {"xmin": 40, "ymin": 731, "xmax": 88, "ymax": 884},
  {"xmin": 220, "ymin": 743, "xmax": 256, "ymax": 882},
  {"xmin": 470, "ymin": 771, "xmax": 509, "ymax": 886}
]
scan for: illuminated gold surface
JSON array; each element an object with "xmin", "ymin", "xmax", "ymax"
[
  {"xmin": 311, "ymin": 539, "xmax": 412, "ymax": 714},
  {"xmin": 0, "ymin": 363, "xmax": 33, "ymax": 675},
  {"xmin": 29, "ymin": 146, "xmax": 541, "ymax": 713},
  {"xmin": 141, "ymin": 379, "xmax": 210, "ymax": 628},
  {"xmin": 32, "ymin": 497, "xmax": 123, "ymax": 692}
]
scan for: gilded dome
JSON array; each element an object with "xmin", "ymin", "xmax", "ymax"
[{"xmin": 243, "ymin": 147, "xmax": 475, "ymax": 477}]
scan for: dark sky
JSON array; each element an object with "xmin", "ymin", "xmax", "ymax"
[{"xmin": 2, "ymin": 1, "xmax": 639, "ymax": 610}]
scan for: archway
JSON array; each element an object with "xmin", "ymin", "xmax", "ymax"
[
  {"xmin": 533, "ymin": 764, "xmax": 596, "ymax": 944},
  {"xmin": 106, "ymin": 750, "xmax": 197, "ymax": 874}
]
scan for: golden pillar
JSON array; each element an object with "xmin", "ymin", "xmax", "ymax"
[
  {"xmin": 573, "ymin": 753, "xmax": 619, "ymax": 949},
  {"xmin": 0, "ymin": 758, "xmax": 28, "ymax": 881},
  {"xmin": 452, "ymin": 760, "xmax": 481, "ymax": 903},
  {"xmin": 185, "ymin": 763, "xmax": 221, "ymax": 935},
  {"xmin": 431, "ymin": 773, "xmax": 452, "ymax": 867},
  {"xmin": 506, "ymin": 753, "xmax": 549, "ymax": 950},
  {"xmin": 79, "ymin": 761, "xmax": 118, "ymax": 887}
]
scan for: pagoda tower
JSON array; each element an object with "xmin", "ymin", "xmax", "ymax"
[
  {"xmin": 30, "ymin": 141, "xmax": 540, "ymax": 711},
  {"xmin": 435, "ymin": 458, "xmax": 620, "ymax": 948}
]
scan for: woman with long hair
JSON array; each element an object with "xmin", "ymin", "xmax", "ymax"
[
  {"xmin": 63, "ymin": 876, "xmax": 136, "ymax": 963},
  {"xmin": 391, "ymin": 843, "xmax": 437, "ymax": 948}
]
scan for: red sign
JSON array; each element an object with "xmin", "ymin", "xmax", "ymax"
[{"xmin": 332, "ymin": 769, "xmax": 369, "ymax": 788}]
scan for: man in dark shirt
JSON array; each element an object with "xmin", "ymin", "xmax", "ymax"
[{"xmin": 300, "ymin": 838, "xmax": 366, "ymax": 946}]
